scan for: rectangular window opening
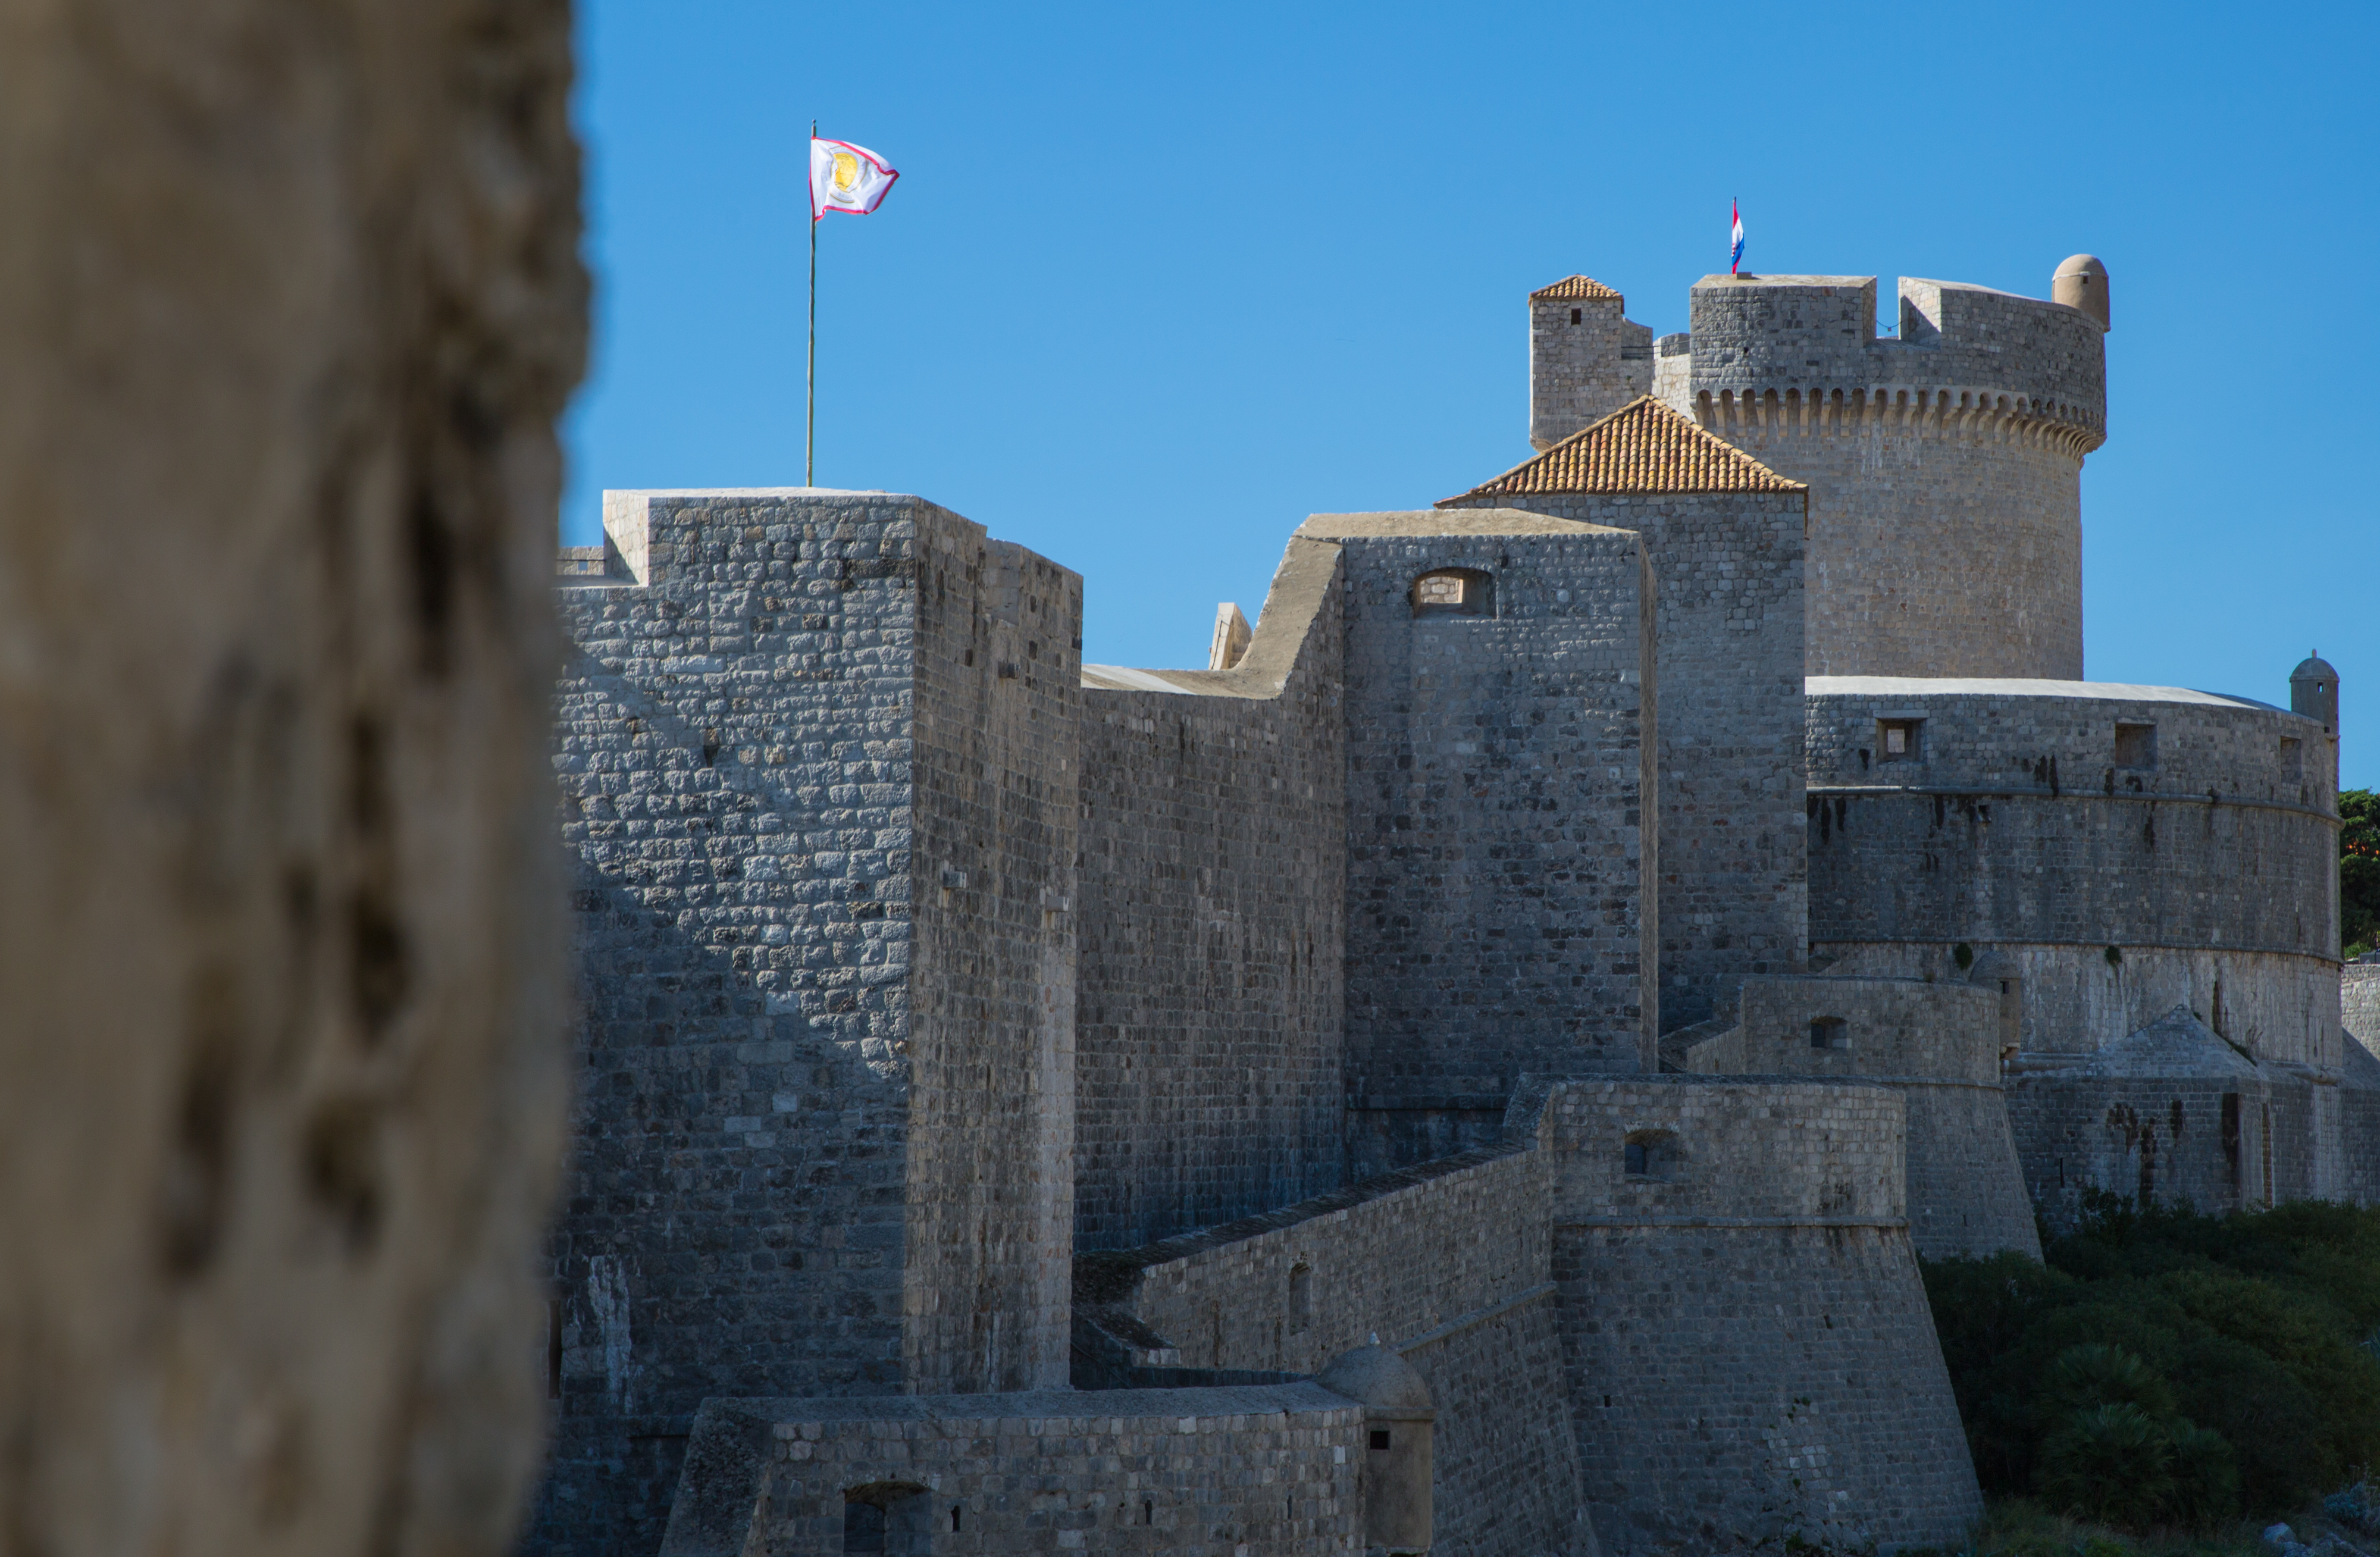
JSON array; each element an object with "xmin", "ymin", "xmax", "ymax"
[
  {"xmin": 2114, "ymin": 721, "xmax": 2157, "ymax": 770},
  {"xmin": 1809, "ymin": 1016, "xmax": 1849, "ymax": 1051},
  {"xmin": 2281, "ymin": 737, "xmax": 2304, "ymax": 781},
  {"xmin": 1877, "ymin": 718, "xmax": 1924, "ymax": 762},
  {"xmin": 1369, "ymin": 1430, "xmax": 1392, "ymax": 1452}
]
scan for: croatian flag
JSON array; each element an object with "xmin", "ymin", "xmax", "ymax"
[
  {"xmin": 1730, "ymin": 199, "xmax": 1745, "ymax": 274},
  {"xmin": 810, "ymin": 136, "xmax": 900, "ymax": 219}
]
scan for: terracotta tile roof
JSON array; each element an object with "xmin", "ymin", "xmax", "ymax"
[
  {"xmin": 1439, "ymin": 397, "xmax": 1805, "ymax": 502},
  {"xmin": 1529, "ymin": 275, "xmax": 1621, "ymax": 302}
]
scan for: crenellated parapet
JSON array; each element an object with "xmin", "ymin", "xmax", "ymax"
[
  {"xmin": 1637, "ymin": 262, "xmax": 2112, "ymax": 679},
  {"xmin": 1666, "ymin": 272, "xmax": 2106, "ymax": 454}
]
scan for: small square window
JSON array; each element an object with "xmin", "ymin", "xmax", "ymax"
[
  {"xmin": 1411, "ymin": 568, "xmax": 1495, "ymax": 619},
  {"xmin": 2114, "ymin": 722, "xmax": 2157, "ymax": 770},
  {"xmin": 1877, "ymin": 719, "xmax": 1923, "ymax": 762},
  {"xmin": 1809, "ymin": 1017, "xmax": 1849, "ymax": 1051},
  {"xmin": 1370, "ymin": 1430, "xmax": 1392, "ymax": 1452},
  {"xmin": 1623, "ymin": 1130, "xmax": 1678, "ymax": 1180}
]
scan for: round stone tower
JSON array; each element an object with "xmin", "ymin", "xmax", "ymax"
[{"xmin": 1654, "ymin": 259, "xmax": 2109, "ymax": 679}]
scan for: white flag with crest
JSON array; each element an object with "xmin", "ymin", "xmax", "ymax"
[{"xmin": 810, "ymin": 137, "xmax": 899, "ymax": 218}]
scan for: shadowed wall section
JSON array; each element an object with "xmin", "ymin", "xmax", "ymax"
[
  {"xmin": 1075, "ymin": 538, "xmax": 1348, "ymax": 1251},
  {"xmin": 538, "ymin": 492, "xmax": 1077, "ymax": 1553}
]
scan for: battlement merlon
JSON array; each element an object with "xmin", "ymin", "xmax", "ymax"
[
  {"xmin": 1669, "ymin": 273, "xmax": 2107, "ymax": 449},
  {"xmin": 593, "ymin": 486, "xmax": 934, "ymax": 585}
]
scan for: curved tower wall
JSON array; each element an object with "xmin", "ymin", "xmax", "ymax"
[
  {"xmin": 1803, "ymin": 677, "xmax": 2345, "ymax": 1192},
  {"xmin": 1544, "ymin": 1077, "xmax": 1982, "ymax": 1555},
  {"xmin": 1658, "ymin": 274, "xmax": 2105, "ymax": 679}
]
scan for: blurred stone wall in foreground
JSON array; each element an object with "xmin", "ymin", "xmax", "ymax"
[{"xmin": 0, "ymin": 0, "xmax": 585, "ymax": 1551}]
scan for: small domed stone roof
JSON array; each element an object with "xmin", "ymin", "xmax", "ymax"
[
  {"xmin": 1317, "ymin": 1343, "xmax": 1435, "ymax": 1418},
  {"xmin": 2292, "ymin": 654, "xmax": 2338, "ymax": 684},
  {"xmin": 2053, "ymin": 255, "xmax": 2110, "ymax": 330}
]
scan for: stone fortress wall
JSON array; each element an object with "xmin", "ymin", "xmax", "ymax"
[
  {"xmin": 2345, "ymin": 992, "xmax": 2380, "ymax": 1205},
  {"xmin": 1684, "ymin": 975, "xmax": 2040, "ymax": 1258},
  {"xmin": 1542, "ymin": 1077, "xmax": 1982, "ymax": 1555},
  {"xmin": 533, "ymin": 251, "xmax": 2360, "ymax": 1557},
  {"xmin": 1085, "ymin": 1137, "xmax": 1587, "ymax": 1557},
  {"xmin": 1313, "ymin": 512, "xmax": 1658, "ymax": 1176},
  {"xmin": 540, "ymin": 492, "xmax": 1079, "ymax": 1549},
  {"xmin": 2006, "ymin": 1007, "xmax": 2320, "ymax": 1231},
  {"xmin": 1634, "ymin": 273, "xmax": 2106, "ymax": 680},
  {"xmin": 1801, "ymin": 679, "xmax": 2342, "ymax": 1076},
  {"xmin": 1074, "ymin": 536, "xmax": 1349, "ymax": 1251},
  {"xmin": 655, "ymin": 1384, "xmax": 1368, "ymax": 1557},
  {"xmin": 1438, "ymin": 481, "xmax": 1811, "ymax": 1035},
  {"xmin": 2347, "ymin": 961, "xmax": 2380, "ymax": 1050}
]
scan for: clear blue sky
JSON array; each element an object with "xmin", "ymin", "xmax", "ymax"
[{"xmin": 565, "ymin": 0, "xmax": 2378, "ymax": 787}]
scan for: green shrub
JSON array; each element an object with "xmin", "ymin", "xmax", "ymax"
[
  {"xmin": 2160, "ymin": 1424, "xmax": 2240, "ymax": 1534},
  {"xmin": 2038, "ymin": 1402, "xmax": 2175, "ymax": 1527},
  {"xmin": 1921, "ymin": 1199, "xmax": 2380, "ymax": 1525}
]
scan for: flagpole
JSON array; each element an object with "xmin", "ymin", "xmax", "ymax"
[{"xmin": 806, "ymin": 119, "xmax": 818, "ymax": 488}]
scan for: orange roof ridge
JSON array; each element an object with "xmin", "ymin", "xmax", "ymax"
[
  {"xmin": 1438, "ymin": 397, "xmax": 1805, "ymax": 502},
  {"xmin": 1529, "ymin": 275, "xmax": 1621, "ymax": 302}
]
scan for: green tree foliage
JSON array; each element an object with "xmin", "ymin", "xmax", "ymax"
[
  {"xmin": 1922, "ymin": 1197, "xmax": 2380, "ymax": 1531},
  {"xmin": 2344, "ymin": 788, "xmax": 2380, "ymax": 957}
]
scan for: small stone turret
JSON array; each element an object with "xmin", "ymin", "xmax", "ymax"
[
  {"xmin": 2292, "ymin": 653, "xmax": 2340, "ymax": 737},
  {"xmin": 1529, "ymin": 275, "xmax": 1653, "ymax": 450},
  {"xmin": 2053, "ymin": 254, "xmax": 2110, "ymax": 331},
  {"xmin": 1318, "ymin": 1341, "xmax": 1435, "ymax": 1555}
]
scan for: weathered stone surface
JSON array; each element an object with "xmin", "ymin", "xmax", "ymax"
[
  {"xmin": 1656, "ymin": 273, "xmax": 2106, "ymax": 680},
  {"xmin": 2007, "ymin": 1007, "xmax": 2320, "ymax": 1232},
  {"xmin": 537, "ymin": 491, "xmax": 1078, "ymax": 1552},
  {"xmin": 0, "ymin": 0, "xmax": 584, "ymax": 1550},
  {"xmin": 1314, "ymin": 510, "xmax": 1657, "ymax": 1173},
  {"xmin": 663, "ymin": 1384, "xmax": 1366, "ymax": 1557},
  {"xmin": 1075, "ymin": 538, "xmax": 1348, "ymax": 1251},
  {"xmin": 1446, "ymin": 488, "xmax": 1810, "ymax": 1034},
  {"xmin": 1802, "ymin": 676, "xmax": 2345, "ymax": 1196},
  {"xmin": 1542, "ymin": 1078, "xmax": 1981, "ymax": 1555}
]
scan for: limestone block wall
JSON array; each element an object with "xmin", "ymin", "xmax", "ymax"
[
  {"xmin": 1073, "ymin": 537, "xmax": 1348, "ymax": 1251},
  {"xmin": 1529, "ymin": 283, "xmax": 1654, "ymax": 449},
  {"xmin": 1452, "ymin": 488, "xmax": 1809, "ymax": 1033},
  {"xmin": 657, "ymin": 1386, "xmax": 1365, "ymax": 1556},
  {"xmin": 1659, "ymin": 273, "xmax": 2105, "ymax": 679},
  {"xmin": 1095, "ymin": 1139, "xmax": 1591, "ymax": 1557},
  {"xmin": 0, "ymin": 2, "xmax": 584, "ymax": 1553},
  {"xmin": 538, "ymin": 492, "xmax": 1078, "ymax": 1553},
  {"xmin": 1805, "ymin": 680, "xmax": 2343, "ymax": 1076},
  {"xmin": 2347, "ymin": 963, "xmax": 2380, "ymax": 1048},
  {"xmin": 2006, "ymin": 1009, "xmax": 2317, "ymax": 1230},
  {"xmin": 2344, "ymin": 1038, "xmax": 2380, "ymax": 1205},
  {"xmin": 1109, "ymin": 1146, "xmax": 1551, "ymax": 1377},
  {"xmin": 1313, "ymin": 510, "xmax": 1657, "ymax": 1174},
  {"xmin": 1540, "ymin": 1079, "xmax": 1982, "ymax": 1555},
  {"xmin": 1684, "ymin": 976, "xmax": 2039, "ymax": 1258}
]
